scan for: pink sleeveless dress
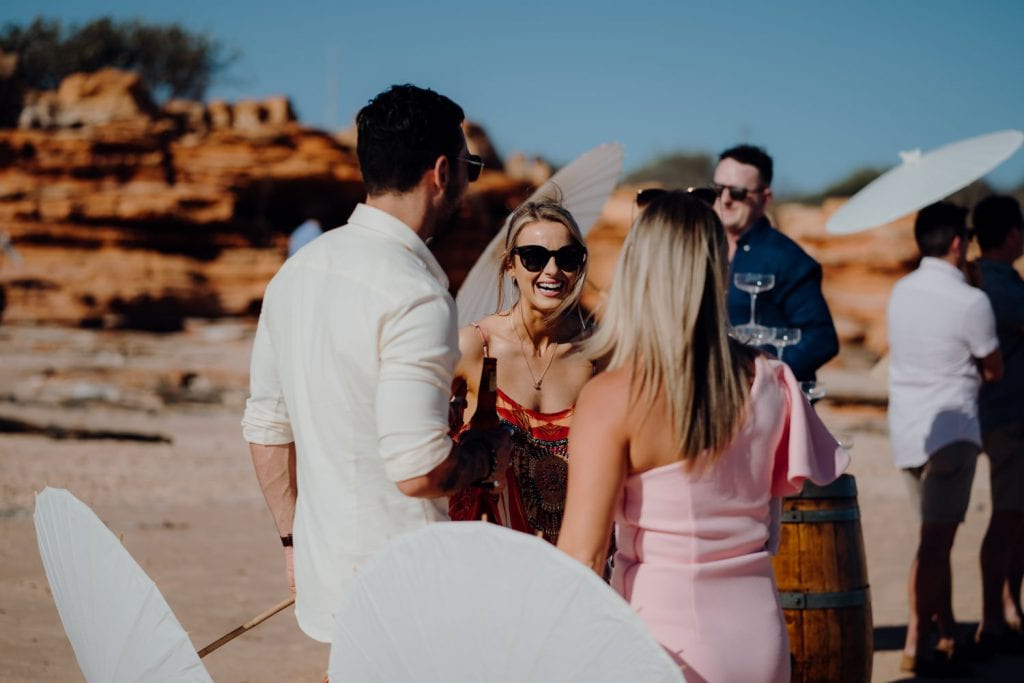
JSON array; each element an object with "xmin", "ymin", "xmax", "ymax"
[{"xmin": 611, "ymin": 357, "xmax": 849, "ymax": 683}]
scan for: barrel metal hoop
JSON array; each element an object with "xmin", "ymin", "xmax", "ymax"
[
  {"xmin": 780, "ymin": 508, "xmax": 860, "ymax": 523},
  {"xmin": 778, "ymin": 588, "xmax": 869, "ymax": 610}
]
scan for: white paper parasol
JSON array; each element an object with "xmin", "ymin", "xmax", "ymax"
[
  {"xmin": 34, "ymin": 487, "xmax": 213, "ymax": 683},
  {"xmin": 456, "ymin": 143, "xmax": 623, "ymax": 326},
  {"xmin": 826, "ymin": 129, "xmax": 1024, "ymax": 235},
  {"xmin": 329, "ymin": 521, "xmax": 684, "ymax": 682}
]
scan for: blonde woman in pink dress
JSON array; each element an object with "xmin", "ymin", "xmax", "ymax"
[{"xmin": 557, "ymin": 189, "xmax": 849, "ymax": 682}]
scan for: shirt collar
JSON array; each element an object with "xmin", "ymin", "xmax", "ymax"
[
  {"xmin": 735, "ymin": 216, "xmax": 771, "ymax": 246},
  {"xmin": 977, "ymin": 257, "xmax": 1018, "ymax": 275},
  {"xmin": 346, "ymin": 203, "xmax": 449, "ymax": 288},
  {"xmin": 919, "ymin": 256, "xmax": 966, "ymax": 283}
]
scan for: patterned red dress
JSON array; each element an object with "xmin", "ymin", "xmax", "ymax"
[
  {"xmin": 450, "ymin": 389, "xmax": 573, "ymax": 542},
  {"xmin": 449, "ymin": 325, "xmax": 576, "ymax": 543}
]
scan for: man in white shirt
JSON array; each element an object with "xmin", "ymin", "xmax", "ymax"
[
  {"xmin": 887, "ymin": 201, "xmax": 1003, "ymax": 675},
  {"xmin": 242, "ymin": 84, "xmax": 500, "ymax": 644}
]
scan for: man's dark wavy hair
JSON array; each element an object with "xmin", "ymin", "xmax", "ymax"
[
  {"xmin": 972, "ymin": 194, "xmax": 1023, "ymax": 251},
  {"xmin": 356, "ymin": 84, "xmax": 465, "ymax": 195},
  {"xmin": 719, "ymin": 144, "xmax": 773, "ymax": 186},
  {"xmin": 914, "ymin": 201, "xmax": 968, "ymax": 257}
]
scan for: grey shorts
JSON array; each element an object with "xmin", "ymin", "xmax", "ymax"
[
  {"xmin": 985, "ymin": 420, "xmax": 1024, "ymax": 513},
  {"xmin": 902, "ymin": 440, "xmax": 979, "ymax": 523}
]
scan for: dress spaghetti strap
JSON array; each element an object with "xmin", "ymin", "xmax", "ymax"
[{"xmin": 471, "ymin": 322, "xmax": 490, "ymax": 358}]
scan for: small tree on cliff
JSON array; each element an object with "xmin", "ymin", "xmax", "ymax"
[{"xmin": 1, "ymin": 16, "xmax": 237, "ymax": 102}]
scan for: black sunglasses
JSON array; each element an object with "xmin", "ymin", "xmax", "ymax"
[
  {"xmin": 635, "ymin": 187, "xmax": 718, "ymax": 207},
  {"xmin": 710, "ymin": 183, "xmax": 764, "ymax": 202},
  {"xmin": 511, "ymin": 244, "xmax": 587, "ymax": 272},
  {"xmin": 459, "ymin": 154, "xmax": 484, "ymax": 182}
]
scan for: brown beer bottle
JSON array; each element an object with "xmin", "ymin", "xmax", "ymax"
[
  {"xmin": 468, "ymin": 357, "xmax": 501, "ymax": 492},
  {"xmin": 469, "ymin": 357, "xmax": 500, "ymax": 431}
]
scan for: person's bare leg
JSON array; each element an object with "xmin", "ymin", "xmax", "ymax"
[
  {"xmin": 980, "ymin": 511, "xmax": 1024, "ymax": 636},
  {"xmin": 917, "ymin": 522, "xmax": 960, "ymax": 656},
  {"xmin": 1004, "ymin": 521, "xmax": 1024, "ymax": 630},
  {"xmin": 936, "ymin": 569, "xmax": 956, "ymax": 652},
  {"xmin": 903, "ymin": 557, "xmax": 920, "ymax": 660}
]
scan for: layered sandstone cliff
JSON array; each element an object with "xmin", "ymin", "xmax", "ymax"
[
  {"xmin": 1, "ymin": 68, "xmax": 941, "ymax": 359},
  {"xmin": 0, "ymin": 69, "xmax": 534, "ymax": 330}
]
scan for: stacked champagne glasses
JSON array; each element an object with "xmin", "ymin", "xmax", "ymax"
[
  {"xmin": 800, "ymin": 381, "xmax": 826, "ymax": 404},
  {"xmin": 770, "ymin": 327, "xmax": 801, "ymax": 363},
  {"xmin": 729, "ymin": 272, "xmax": 775, "ymax": 344},
  {"xmin": 730, "ymin": 274, "xmax": 806, "ymax": 370},
  {"xmin": 728, "ymin": 323, "xmax": 773, "ymax": 345},
  {"xmin": 733, "ymin": 273, "xmax": 775, "ymax": 326}
]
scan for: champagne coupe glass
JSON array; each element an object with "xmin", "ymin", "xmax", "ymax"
[
  {"xmin": 800, "ymin": 381, "xmax": 826, "ymax": 405},
  {"xmin": 733, "ymin": 273, "xmax": 775, "ymax": 325},
  {"xmin": 771, "ymin": 327, "xmax": 801, "ymax": 363},
  {"xmin": 834, "ymin": 432, "xmax": 855, "ymax": 450},
  {"xmin": 728, "ymin": 324, "xmax": 773, "ymax": 346}
]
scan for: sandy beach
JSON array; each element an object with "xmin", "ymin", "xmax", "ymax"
[{"xmin": 0, "ymin": 321, "xmax": 1020, "ymax": 682}]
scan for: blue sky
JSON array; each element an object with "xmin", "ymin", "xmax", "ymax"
[{"xmin": 9, "ymin": 1, "xmax": 1024, "ymax": 194}]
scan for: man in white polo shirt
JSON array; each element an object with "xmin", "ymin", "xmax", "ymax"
[
  {"xmin": 887, "ymin": 201, "xmax": 1003, "ymax": 675},
  {"xmin": 242, "ymin": 84, "xmax": 502, "ymax": 646}
]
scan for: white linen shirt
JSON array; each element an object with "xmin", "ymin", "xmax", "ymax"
[
  {"xmin": 887, "ymin": 257, "xmax": 999, "ymax": 469},
  {"xmin": 242, "ymin": 203, "xmax": 458, "ymax": 642}
]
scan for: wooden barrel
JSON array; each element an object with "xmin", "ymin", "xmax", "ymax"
[{"xmin": 771, "ymin": 474, "xmax": 873, "ymax": 683}]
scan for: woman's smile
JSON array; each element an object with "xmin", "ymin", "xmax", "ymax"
[{"xmin": 536, "ymin": 280, "xmax": 566, "ymax": 297}]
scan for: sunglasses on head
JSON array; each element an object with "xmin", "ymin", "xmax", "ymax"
[
  {"xmin": 710, "ymin": 183, "xmax": 763, "ymax": 202},
  {"xmin": 511, "ymin": 244, "xmax": 587, "ymax": 272},
  {"xmin": 459, "ymin": 154, "xmax": 484, "ymax": 182},
  {"xmin": 635, "ymin": 186, "xmax": 718, "ymax": 208}
]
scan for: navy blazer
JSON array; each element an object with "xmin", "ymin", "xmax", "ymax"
[{"xmin": 727, "ymin": 218, "xmax": 839, "ymax": 381}]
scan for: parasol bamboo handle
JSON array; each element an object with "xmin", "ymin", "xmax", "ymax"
[{"xmin": 197, "ymin": 596, "xmax": 295, "ymax": 658}]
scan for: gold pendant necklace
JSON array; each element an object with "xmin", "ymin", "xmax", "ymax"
[{"xmin": 511, "ymin": 306, "xmax": 559, "ymax": 391}]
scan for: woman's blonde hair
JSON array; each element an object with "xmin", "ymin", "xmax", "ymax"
[
  {"xmin": 586, "ymin": 191, "xmax": 753, "ymax": 463},
  {"xmin": 498, "ymin": 200, "xmax": 588, "ymax": 324}
]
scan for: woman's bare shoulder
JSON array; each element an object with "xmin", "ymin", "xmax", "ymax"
[
  {"xmin": 457, "ymin": 324, "xmax": 486, "ymax": 357},
  {"xmin": 571, "ymin": 367, "xmax": 634, "ymax": 450},
  {"xmin": 577, "ymin": 366, "xmax": 632, "ymax": 410},
  {"xmin": 456, "ymin": 320, "xmax": 492, "ymax": 385}
]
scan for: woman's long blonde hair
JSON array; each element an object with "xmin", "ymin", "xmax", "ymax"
[{"xmin": 586, "ymin": 191, "xmax": 753, "ymax": 463}]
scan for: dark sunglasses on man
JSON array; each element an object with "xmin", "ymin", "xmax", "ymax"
[
  {"xmin": 510, "ymin": 244, "xmax": 588, "ymax": 273},
  {"xmin": 710, "ymin": 183, "xmax": 764, "ymax": 202},
  {"xmin": 635, "ymin": 186, "xmax": 718, "ymax": 208},
  {"xmin": 459, "ymin": 154, "xmax": 485, "ymax": 182}
]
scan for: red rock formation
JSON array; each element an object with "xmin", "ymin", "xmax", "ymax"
[
  {"xmin": 18, "ymin": 68, "xmax": 158, "ymax": 129},
  {"xmin": 0, "ymin": 69, "xmax": 527, "ymax": 330},
  {"xmin": 9, "ymin": 68, "xmax": 1011, "ymax": 361},
  {"xmin": 773, "ymin": 199, "xmax": 919, "ymax": 356}
]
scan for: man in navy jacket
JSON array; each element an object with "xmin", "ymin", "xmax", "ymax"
[{"xmin": 714, "ymin": 144, "xmax": 839, "ymax": 381}]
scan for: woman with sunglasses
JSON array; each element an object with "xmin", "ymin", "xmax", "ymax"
[
  {"xmin": 449, "ymin": 200, "xmax": 593, "ymax": 543},
  {"xmin": 556, "ymin": 191, "xmax": 848, "ymax": 681}
]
